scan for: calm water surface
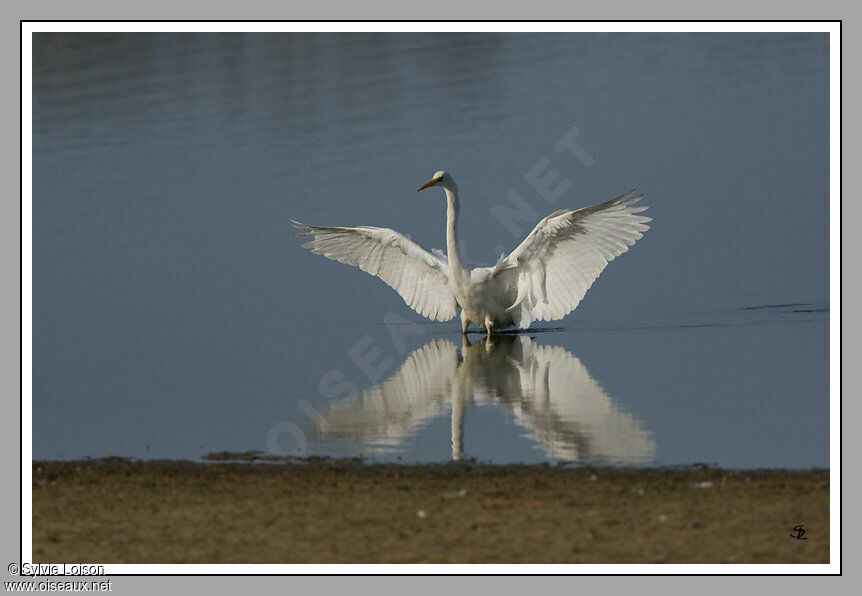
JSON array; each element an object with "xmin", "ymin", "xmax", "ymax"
[{"xmin": 32, "ymin": 33, "xmax": 829, "ymax": 468}]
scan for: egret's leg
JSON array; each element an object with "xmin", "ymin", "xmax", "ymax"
[{"xmin": 483, "ymin": 318, "xmax": 495, "ymax": 350}]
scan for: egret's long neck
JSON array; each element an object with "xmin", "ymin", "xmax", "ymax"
[{"xmin": 444, "ymin": 184, "xmax": 466, "ymax": 279}]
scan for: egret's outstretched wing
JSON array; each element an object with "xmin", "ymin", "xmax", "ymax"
[
  {"xmin": 292, "ymin": 221, "xmax": 458, "ymax": 322},
  {"xmin": 310, "ymin": 339, "xmax": 460, "ymax": 448},
  {"xmin": 506, "ymin": 337, "xmax": 656, "ymax": 462},
  {"xmin": 493, "ymin": 190, "xmax": 651, "ymax": 328}
]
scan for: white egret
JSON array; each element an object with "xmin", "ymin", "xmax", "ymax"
[
  {"xmin": 292, "ymin": 171, "xmax": 650, "ymax": 334},
  {"xmin": 310, "ymin": 336, "xmax": 656, "ymax": 463}
]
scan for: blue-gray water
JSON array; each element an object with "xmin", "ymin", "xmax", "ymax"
[{"xmin": 32, "ymin": 32, "xmax": 829, "ymax": 468}]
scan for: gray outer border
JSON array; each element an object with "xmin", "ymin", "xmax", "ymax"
[{"xmin": 6, "ymin": 0, "xmax": 849, "ymax": 592}]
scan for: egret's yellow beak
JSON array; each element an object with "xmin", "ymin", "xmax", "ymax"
[{"xmin": 417, "ymin": 178, "xmax": 437, "ymax": 192}]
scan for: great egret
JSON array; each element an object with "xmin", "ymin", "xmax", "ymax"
[
  {"xmin": 310, "ymin": 335, "xmax": 655, "ymax": 463},
  {"xmin": 293, "ymin": 171, "xmax": 650, "ymax": 334}
]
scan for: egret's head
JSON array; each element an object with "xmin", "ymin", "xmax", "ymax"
[{"xmin": 417, "ymin": 170, "xmax": 451, "ymax": 192}]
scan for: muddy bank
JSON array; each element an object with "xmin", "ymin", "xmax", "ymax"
[{"xmin": 32, "ymin": 458, "xmax": 829, "ymax": 564}]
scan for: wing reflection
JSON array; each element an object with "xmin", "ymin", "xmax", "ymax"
[{"xmin": 309, "ymin": 336, "xmax": 655, "ymax": 463}]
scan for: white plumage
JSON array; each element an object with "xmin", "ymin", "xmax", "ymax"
[
  {"xmin": 293, "ymin": 171, "xmax": 650, "ymax": 334},
  {"xmin": 311, "ymin": 336, "xmax": 656, "ymax": 462},
  {"xmin": 289, "ymin": 224, "xmax": 457, "ymax": 322}
]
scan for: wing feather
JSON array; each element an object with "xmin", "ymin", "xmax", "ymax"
[
  {"xmin": 494, "ymin": 190, "xmax": 651, "ymax": 328},
  {"xmin": 292, "ymin": 221, "xmax": 458, "ymax": 322},
  {"xmin": 311, "ymin": 339, "xmax": 459, "ymax": 446}
]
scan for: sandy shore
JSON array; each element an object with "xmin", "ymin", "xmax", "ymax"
[{"xmin": 32, "ymin": 457, "xmax": 829, "ymax": 564}]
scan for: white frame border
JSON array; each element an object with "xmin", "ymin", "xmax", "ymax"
[{"xmin": 21, "ymin": 20, "xmax": 841, "ymax": 576}]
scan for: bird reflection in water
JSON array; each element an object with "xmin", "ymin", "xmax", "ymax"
[{"xmin": 309, "ymin": 336, "xmax": 655, "ymax": 464}]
